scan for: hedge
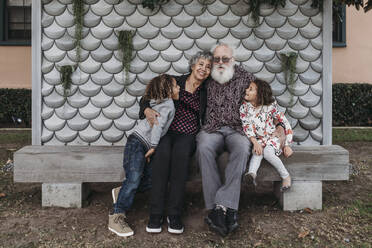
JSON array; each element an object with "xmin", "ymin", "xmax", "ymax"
[
  {"xmin": 332, "ymin": 83, "xmax": 372, "ymax": 126},
  {"xmin": 0, "ymin": 84, "xmax": 371, "ymax": 128},
  {"xmin": 0, "ymin": 89, "xmax": 31, "ymax": 127}
]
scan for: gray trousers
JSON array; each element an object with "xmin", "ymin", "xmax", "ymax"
[{"xmin": 196, "ymin": 126, "xmax": 251, "ymax": 210}]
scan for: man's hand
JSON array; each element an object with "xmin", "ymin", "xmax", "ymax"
[
  {"xmin": 253, "ymin": 143, "xmax": 263, "ymax": 156},
  {"xmin": 273, "ymin": 125, "xmax": 286, "ymax": 149},
  {"xmin": 144, "ymin": 108, "xmax": 160, "ymax": 127},
  {"xmin": 145, "ymin": 148, "xmax": 155, "ymax": 163},
  {"xmin": 283, "ymin": 146, "xmax": 293, "ymax": 158}
]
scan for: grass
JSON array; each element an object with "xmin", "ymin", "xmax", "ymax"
[
  {"xmin": 0, "ymin": 130, "xmax": 31, "ymax": 145},
  {"xmin": 333, "ymin": 128, "xmax": 372, "ymax": 142}
]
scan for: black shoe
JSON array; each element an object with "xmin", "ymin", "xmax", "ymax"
[
  {"xmin": 226, "ymin": 208, "xmax": 238, "ymax": 234},
  {"xmin": 146, "ymin": 214, "xmax": 163, "ymax": 233},
  {"xmin": 205, "ymin": 207, "xmax": 228, "ymax": 237},
  {"xmin": 167, "ymin": 215, "xmax": 184, "ymax": 234}
]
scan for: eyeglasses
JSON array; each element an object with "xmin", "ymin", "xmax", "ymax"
[{"xmin": 213, "ymin": 57, "xmax": 232, "ymax": 64}]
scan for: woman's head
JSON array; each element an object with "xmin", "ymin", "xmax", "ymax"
[
  {"xmin": 244, "ymin": 79, "xmax": 274, "ymax": 106},
  {"xmin": 189, "ymin": 51, "xmax": 213, "ymax": 82},
  {"xmin": 144, "ymin": 74, "xmax": 180, "ymax": 101}
]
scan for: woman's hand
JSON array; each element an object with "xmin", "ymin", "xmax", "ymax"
[
  {"xmin": 253, "ymin": 143, "xmax": 263, "ymax": 156},
  {"xmin": 145, "ymin": 148, "xmax": 155, "ymax": 163},
  {"xmin": 283, "ymin": 146, "xmax": 293, "ymax": 158},
  {"xmin": 144, "ymin": 108, "xmax": 160, "ymax": 127}
]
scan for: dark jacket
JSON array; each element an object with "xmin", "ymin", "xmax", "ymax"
[{"xmin": 139, "ymin": 74, "xmax": 208, "ymax": 129}]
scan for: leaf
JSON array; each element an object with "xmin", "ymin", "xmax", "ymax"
[
  {"xmin": 298, "ymin": 230, "xmax": 310, "ymax": 238},
  {"xmin": 304, "ymin": 207, "xmax": 313, "ymax": 214}
]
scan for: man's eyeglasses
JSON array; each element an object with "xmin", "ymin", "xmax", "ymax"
[{"xmin": 213, "ymin": 57, "xmax": 231, "ymax": 64}]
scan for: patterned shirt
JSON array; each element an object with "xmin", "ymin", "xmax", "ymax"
[
  {"xmin": 240, "ymin": 101, "xmax": 293, "ymax": 155},
  {"xmin": 169, "ymin": 86, "xmax": 201, "ymax": 135},
  {"xmin": 203, "ymin": 65, "xmax": 255, "ymax": 134}
]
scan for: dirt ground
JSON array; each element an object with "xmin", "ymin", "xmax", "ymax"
[{"xmin": 0, "ymin": 141, "xmax": 371, "ymax": 248}]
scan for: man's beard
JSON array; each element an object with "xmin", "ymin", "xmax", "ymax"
[{"xmin": 211, "ymin": 64, "xmax": 234, "ymax": 85}]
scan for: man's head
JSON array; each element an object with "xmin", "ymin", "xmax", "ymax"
[{"xmin": 210, "ymin": 43, "xmax": 235, "ymax": 84}]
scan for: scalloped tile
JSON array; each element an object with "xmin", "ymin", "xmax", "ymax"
[
  {"xmin": 55, "ymin": 7, "xmax": 74, "ymax": 28},
  {"xmin": 299, "ymin": 1, "xmax": 320, "ymax": 17},
  {"xmin": 102, "ymin": 101, "xmax": 125, "ymax": 119},
  {"xmin": 299, "ymin": 68, "xmax": 321, "ymax": 85},
  {"xmin": 80, "ymin": 32, "xmax": 102, "ymax": 51},
  {"xmin": 55, "ymin": 125, "xmax": 78, "ymax": 143},
  {"xmin": 284, "ymin": 114, "xmax": 298, "ymax": 129},
  {"xmin": 67, "ymin": 112, "xmax": 90, "ymax": 131},
  {"xmin": 137, "ymin": 22, "xmax": 160, "ymax": 39},
  {"xmin": 218, "ymin": 10, "xmax": 241, "ymax": 28},
  {"xmin": 254, "ymin": 21, "xmax": 275, "ymax": 39},
  {"xmin": 310, "ymin": 79, "xmax": 322, "ymax": 96},
  {"xmin": 102, "ymin": 56, "xmax": 123, "ymax": 74},
  {"xmin": 184, "ymin": 22, "xmax": 206, "ymax": 40},
  {"xmin": 42, "ymin": 12, "xmax": 54, "ymax": 28},
  {"xmin": 44, "ymin": 113, "xmax": 66, "ymax": 131},
  {"xmin": 207, "ymin": 1, "xmax": 229, "ymax": 16},
  {"xmin": 276, "ymin": 21, "xmax": 298, "ymax": 40},
  {"xmin": 79, "ymin": 101, "xmax": 102, "ymax": 120},
  {"xmin": 44, "ymin": 21, "xmax": 66, "ymax": 40},
  {"xmin": 220, "ymin": 0, "xmax": 239, "ymax": 4},
  {"xmin": 102, "ymin": 80, "xmax": 125, "ymax": 97},
  {"xmin": 254, "ymin": 67, "xmax": 275, "ymax": 83},
  {"xmin": 241, "ymin": 56, "xmax": 264, "ymax": 73},
  {"xmin": 91, "ymin": 90, "xmax": 113, "ymax": 108},
  {"xmin": 41, "ymin": 103, "xmax": 54, "ymax": 120},
  {"xmin": 66, "ymin": 47, "xmax": 90, "ymax": 63},
  {"xmin": 277, "ymin": 1, "xmax": 298, "ymax": 17},
  {"xmin": 265, "ymin": 32, "xmax": 287, "ymax": 51},
  {"xmin": 126, "ymin": 10, "xmax": 148, "ymax": 28},
  {"xmin": 114, "ymin": 0, "xmax": 136, "ymax": 16},
  {"xmin": 102, "ymin": 9, "xmax": 125, "ymax": 28},
  {"xmin": 91, "ymin": 22, "xmax": 114, "ymax": 40},
  {"xmin": 242, "ymin": 34, "xmax": 264, "ymax": 51},
  {"xmin": 55, "ymin": 84, "xmax": 78, "ymax": 97},
  {"xmin": 66, "ymin": 26, "xmax": 89, "ymax": 40},
  {"xmin": 44, "ymin": 0, "xmax": 66, "ymax": 16},
  {"xmin": 288, "ymin": 10, "xmax": 310, "ymax": 28},
  {"xmin": 70, "ymin": 68, "xmax": 90, "ymax": 85},
  {"xmin": 67, "ymin": 136, "xmax": 88, "ymax": 146},
  {"xmin": 311, "ymin": 12, "xmax": 323, "ymax": 28},
  {"xmin": 259, "ymin": 3, "xmax": 275, "ymax": 17},
  {"xmin": 79, "ymin": 55, "xmax": 101, "ymax": 74},
  {"xmin": 42, "ymin": 80, "xmax": 54, "ymax": 97},
  {"xmin": 294, "ymin": 56, "xmax": 310, "ymax": 74},
  {"xmin": 41, "ymin": 128, "xmax": 54, "ymax": 143},
  {"xmin": 161, "ymin": 22, "xmax": 183, "ymax": 39},
  {"xmin": 114, "ymin": 90, "xmax": 137, "ymax": 108},
  {"xmin": 127, "ymin": 80, "xmax": 148, "ymax": 96},
  {"xmin": 299, "ymin": 44, "xmax": 321, "ymax": 62},
  {"xmin": 230, "ymin": 20, "xmax": 252, "ymax": 39},
  {"xmin": 175, "ymin": 0, "xmax": 193, "ymax": 4},
  {"xmin": 311, "ymin": 35, "xmax": 323, "ymax": 50},
  {"xmin": 114, "ymin": 113, "xmax": 137, "ymax": 131},
  {"xmin": 288, "ymin": 32, "xmax": 310, "ymax": 50},
  {"xmin": 276, "ymin": 71, "xmax": 298, "ymax": 85},
  {"xmin": 137, "ymin": 67, "xmax": 159, "ymax": 84},
  {"xmin": 234, "ymin": 43, "xmax": 252, "ymax": 62},
  {"xmin": 299, "ymin": 21, "xmax": 321, "ymax": 39},
  {"xmin": 44, "ymin": 67, "xmax": 62, "ymax": 85},
  {"xmin": 160, "ymin": 45, "xmax": 183, "ymax": 62},
  {"xmin": 147, "ymin": 12, "xmax": 171, "ymax": 29},
  {"xmin": 42, "ymin": 34, "xmax": 54, "ymax": 51},
  {"xmin": 276, "ymin": 90, "xmax": 298, "ymax": 107},
  {"xmin": 79, "ymin": 125, "xmax": 101, "ymax": 143},
  {"xmin": 287, "ymin": 100, "xmax": 309, "ymax": 119},
  {"xmin": 113, "ymin": 71, "xmax": 136, "ymax": 86},
  {"xmin": 287, "ymin": 79, "xmax": 309, "ymax": 96},
  {"xmin": 299, "ymin": 89, "xmax": 320, "ymax": 107},
  {"xmin": 79, "ymin": 79, "xmax": 102, "ymax": 97},
  {"xmin": 44, "ymin": 136, "xmax": 65, "ymax": 146},
  {"xmin": 102, "ymin": 125, "xmax": 124, "ymax": 143},
  {"xmin": 230, "ymin": 0, "xmax": 250, "ymax": 16},
  {"xmin": 90, "ymin": 44, "xmax": 113, "ymax": 63},
  {"xmin": 137, "ymin": 5, "xmax": 161, "ymax": 16},
  {"xmin": 270, "ymin": 77, "xmax": 286, "ymax": 95},
  {"xmin": 253, "ymin": 44, "xmax": 275, "ymax": 62},
  {"xmin": 195, "ymin": 13, "xmax": 218, "ymax": 28},
  {"xmin": 83, "ymin": 9, "xmax": 102, "ymax": 28},
  {"xmin": 310, "ymin": 58, "xmax": 322, "ymax": 73},
  {"xmin": 265, "ymin": 55, "xmax": 282, "ymax": 73},
  {"xmin": 310, "ymin": 125, "xmax": 322, "ymax": 142},
  {"xmin": 67, "ymin": 90, "xmax": 90, "ymax": 108},
  {"xmin": 129, "ymin": 55, "xmax": 148, "ymax": 74},
  {"xmin": 55, "ymin": 33, "xmax": 75, "ymax": 51},
  {"xmin": 292, "ymin": 123, "xmax": 309, "ymax": 142},
  {"xmin": 91, "ymin": 113, "xmax": 113, "ymax": 131},
  {"xmin": 126, "ymin": 103, "xmax": 140, "ymax": 119},
  {"xmin": 171, "ymin": 10, "xmax": 193, "ymax": 28},
  {"xmin": 90, "ymin": 0, "xmax": 114, "ymax": 16},
  {"xmin": 218, "ymin": 33, "xmax": 240, "ymax": 48},
  {"xmin": 195, "ymin": 32, "xmax": 216, "ymax": 52},
  {"xmin": 137, "ymin": 45, "xmax": 160, "ymax": 62},
  {"xmin": 160, "ymin": 1, "xmax": 183, "ymax": 16},
  {"xmin": 183, "ymin": 0, "xmax": 205, "ymax": 16},
  {"xmin": 207, "ymin": 21, "xmax": 229, "ymax": 39}
]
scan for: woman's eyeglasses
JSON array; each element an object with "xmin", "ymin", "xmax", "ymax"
[{"xmin": 213, "ymin": 57, "xmax": 231, "ymax": 63}]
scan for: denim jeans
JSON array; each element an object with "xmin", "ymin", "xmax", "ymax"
[{"xmin": 113, "ymin": 135, "xmax": 151, "ymax": 214}]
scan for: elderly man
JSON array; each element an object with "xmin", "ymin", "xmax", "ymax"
[{"xmin": 197, "ymin": 43, "xmax": 284, "ymax": 237}]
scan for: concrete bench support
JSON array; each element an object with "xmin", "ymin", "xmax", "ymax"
[
  {"xmin": 42, "ymin": 183, "xmax": 90, "ymax": 208},
  {"xmin": 274, "ymin": 181, "xmax": 322, "ymax": 211}
]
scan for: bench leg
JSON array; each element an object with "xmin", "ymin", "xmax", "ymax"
[
  {"xmin": 42, "ymin": 183, "xmax": 90, "ymax": 208},
  {"xmin": 274, "ymin": 181, "xmax": 322, "ymax": 211}
]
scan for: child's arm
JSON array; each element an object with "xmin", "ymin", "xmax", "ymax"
[
  {"xmin": 271, "ymin": 103, "xmax": 293, "ymax": 156},
  {"xmin": 240, "ymin": 103, "xmax": 262, "ymax": 155},
  {"xmin": 149, "ymin": 104, "xmax": 176, "ymax": 149}
]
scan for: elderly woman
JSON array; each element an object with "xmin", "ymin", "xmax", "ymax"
[{"xmin": 140, "ymin": 51, "xmax": 213, "ymax": 234}]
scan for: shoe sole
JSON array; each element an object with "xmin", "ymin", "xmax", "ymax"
[
  {"xmin": 146, "ymin": 226, "xmax": 162, "ymax": 233},
  {"xmin": 204, "ymin": 216, "xmax": 227, "ymax": 237},
  {"xmin": 108, "ymin": 227, "xmax": 134, "ymax": 237},
  {"xmin": 167, "ymin": 217, "xmax": 184, "ymax": 234}
]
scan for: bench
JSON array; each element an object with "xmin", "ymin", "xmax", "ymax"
[{"xmin": 14, "ymin": 145, "xmax": 350, "ymax": 210}]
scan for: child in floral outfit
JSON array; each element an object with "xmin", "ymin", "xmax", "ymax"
[{"xmin": 240, "ymin": 79, "xmax": 293, "ymax": 190}]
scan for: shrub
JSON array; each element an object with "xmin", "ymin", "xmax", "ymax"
[
  {"xmin": 0, "ymin": 89, "xmax": 31, "ymax": 127},
  {"xmin": 332, "ymin": 83, "xmax": 372, "ymax": 126}
]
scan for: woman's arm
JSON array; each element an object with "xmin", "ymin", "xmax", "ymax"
[{"xmin": 139, "ymin": 97, "xmax": 160, "ymax": 126}]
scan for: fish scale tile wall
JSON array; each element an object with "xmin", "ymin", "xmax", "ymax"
[{"xmin": 40, "ymin": 0, "xmax": 324, "ymax": 146}]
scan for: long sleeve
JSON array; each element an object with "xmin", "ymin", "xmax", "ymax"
[
  {"xmin": 239, "ymin": 102, "xmax": 256, "ymax": 138},
  {"xmin": 271, "ymin": 103, "xmax": 293, "ymax": 146},
  {"xmin": 139, "ymin": 97, "xmax": 151, "ymax": 120},
  {"xmin": 150, "ymin": 105, "xmax": 175, "ymax": 148}
]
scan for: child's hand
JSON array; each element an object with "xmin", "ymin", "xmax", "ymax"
[
  {"xmin": 283, "ymin": 146, "xmax": 293, "ymax": 158},
  {"xmin": 145, "ymin": 148, "xmax": 155, "ymax": 163},
  {"xmin": 253, "ymin": 143, "xmax": 263, "ymax": 155}
]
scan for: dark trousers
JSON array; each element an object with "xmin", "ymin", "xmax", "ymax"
[
  {"xmin": 114, "ymin": 135, "xmax": 151, "ymax": 214},
  {"xmin": 150, "ymin": 132, "xmax": 196, "ymax": 216}
]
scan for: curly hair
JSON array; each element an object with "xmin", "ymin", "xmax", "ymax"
[
  {"xmin": 143, "ymin": 74, "xmax": 175, "ymax": 101},
  {"xmin": 253, "ymin": 79, "xmax": 275, "ymax": 106}
]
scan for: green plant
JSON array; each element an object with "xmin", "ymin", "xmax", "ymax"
[
  {"xmin": 60, "ymin": 65, "xmax": 76, "ymax": 98},
  {"xmin": 73, "ymin": 0, "xmax": 84, "ymax": 63},
  {"xmin": 0, "ymin": 89, "xmax": 31, "ymax": 127},
  {"xmin": 142, "ymin": 0, "xmax": 169, "ymax": 10},
  {"xmin": 248, "ymin": 0, "xmax": 286, "ymax": 25},
  {"xmin": 280, "ymin": 51, "xmax": 297, "ymax": 86},
  {"xmin": 118, "ymin": 30, "xmax": 134, "ymax": 84}
]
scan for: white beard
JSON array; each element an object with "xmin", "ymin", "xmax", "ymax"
[{"xmin": 211, "ymin": 64, "xmax": 234, "ymax": 85}]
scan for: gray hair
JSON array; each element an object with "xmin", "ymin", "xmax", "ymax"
[
  {"xmin": 210, "ymin": 42, "xmax": 236, "ymax": 58},
  {"xmin": 188, "ymin": 51, "xmax": 213, "ymax": 71}
]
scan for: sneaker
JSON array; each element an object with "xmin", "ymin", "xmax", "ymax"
[
  {"xmin": 108, "ymin": 213, "xmax": 134, "ymax": 237},
  {"xmin": 167, "ymin": 215, "xmax": 184, "ymax": 234},
  {"xmin": 205, "ymin": 206, "xmax": 228, "ymax": 237},
  {"xmin": 146, "ymin": 214, "xmax": 163, "ymax": 233},
  {"xmin": 245, "ymin": 172, "xmax": 257, "ymax": 187},
  {"xmin": 226, "ymin": 208, "xmax": 238, "ymax": 234},
  {"xmin": 112, "ymin": 186, "xmax": 121, "ymax": 204}
]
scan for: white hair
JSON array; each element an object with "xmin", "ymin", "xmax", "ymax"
[
  {"xmin": 210, "ymin": 42, "xmax": 236, "ymax": 58},
  {"xmin": 211, "ymin": 63, "xmax": 235, "ymax": 84}
]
